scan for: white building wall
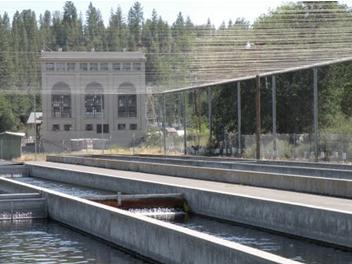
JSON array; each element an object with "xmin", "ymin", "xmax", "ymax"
[{"xmin": 41, "ymin": 52, "xmax": 147, "ymax": 152}]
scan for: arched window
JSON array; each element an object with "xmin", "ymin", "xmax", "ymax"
[
  {"xmin": 51, "ymin": 82, "xmax": 71, "ymax": 118},
  {"xmin": 118, "ymin": 83, "xmax": 137, "ymax": 118},
  {"xmin": 85, "ymin": 82, "xmax": 104, "ymax": 117}
]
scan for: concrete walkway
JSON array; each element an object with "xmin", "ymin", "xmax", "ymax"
[{"xmin": 28, "ymin": 161, "xmax": 352, "ymax": 213}]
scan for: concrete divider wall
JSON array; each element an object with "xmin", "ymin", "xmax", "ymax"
[
  {"xmin": 0, "ymin": 165, "xmax": 28, "ymax": 176},
  {"xmin": 91, "ymin": 155, "xmax": 352, "ymax": 179},
  {"xmin": 0, "ymin": 177, "xmax": 300, "ymax": 264},
  {"xmin": 29, "ymin": 163, "xmax": 352, "ymax": 248},
  {"xmin": 137, "ymin": 154, "xmax": 352, "ymax": 171},
  {"xmin": 47, "ymin": 155, "xmax": 352, "ymax": 199}
]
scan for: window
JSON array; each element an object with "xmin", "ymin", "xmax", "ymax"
[
  {"xmin": 46, "ymin": 63, "xmax": 54, "ymax": 71},
  {"xmin": 112, "ymin": 63, "xmax": 121, "ymax": 71},
  {"xmin": 67, "ymin": 63, "xmax": 76, "ymax": 71},
  {"xmin": 122, "ymin": 63, "xmax": 131, "ymax": 71},
  {"xmin": 133, "ymin": 63, "xmax": 141, "ymax": 71},
  {"xmin": 56, "ymin": 63, "xmax": 65, "ymax": 71},
  {"xmin": 52, "ymin": 124, "xmax": 60, "ymax": 131},
  {"xmin": 64, "ymin": 124, "xmax": 72, "ymax": 131},
  {"xmin": 100, "ymin": 63, "xmax": 109, "ymax": 71},
  {"xmin": 103, "ymin": 124, "xmax": 109, "ymax": 133},
  {"xmin": 85, "ymin": 124, "xmax": 93, "ymax": 131},
  {"xmin": 118, "ymin": 123, "xmax": 126, "ymax": 130},
  {"xmin": 85, "ymin": 94, "xmax": 104, "ymax": 115},
  {"xmin": 90, "ymin": 63, "xmax": 98, "ymax": 71},
  {"xmin": 80, "ymin": 63, "xmax": 88, "ymax": 71},
  {"xmin": 97, "ymin": 124, "xmax": 109, "ymax": 134},
  {"xmin": 118, "ymin": 95, "xmax": 137, "ymax": 118},
  {"xmin": 129, "ymin": 124, "xmax": 137, "ymax": 130},
  {"xmin": 52, "ymin": 95, "xmax": 71, "ymax": 118}
]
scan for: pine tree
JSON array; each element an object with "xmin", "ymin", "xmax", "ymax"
[
  {"xmin": 63, "ymin": 1, "xmax": 81, "ymax": 50},
  {"xmin": 127, "ymin": 1, "xmax": 143, "ymax": 50},
  {"xmin": 107, "ymin": 6, "xmax": 127, "ymax": 51},
  {"xmin": 85, "ymin": 2, "xmax": 106, "ymax": 51}
]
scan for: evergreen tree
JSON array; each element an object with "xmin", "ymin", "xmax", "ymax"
[
  {"xmin": 128, "ymin": 1, "xmax": 143, "ymax": 50},
  {"xmin": 107, "ymin": 6, "xmax": 127, "ymax": 51},
  {"xmin": 0, "ymin": 14, "xmax": 11, "ymax": 90},
  {"xmin": 63, "ymin": 1, "xmax": 82, "ymax": 50},
  {"xmin": 85, "ymin": 2, "xmax": 105, "ymax": 50}
]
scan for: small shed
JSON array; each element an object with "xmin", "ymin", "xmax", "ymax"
[
  {"xmin": 26, "ymin": 112, "xmax": 43, "ymax": 142},
  {"xmin": 0, "ymin": 132, "xmax": 25, "ymax": 160}
]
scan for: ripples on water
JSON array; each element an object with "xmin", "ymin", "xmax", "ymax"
[
  {"xmin": 10, "ymin": 177, "xmax": 352, "ymax": 263},
  {"xmin": 169, "ymin": 214, "xmax": 352, "ymax": 264},
  {"xmin": 14, "ymin": 177, "xmax": 114, "ymax": 197},
  {"xmin": 0, "ymin": 220, "xmax": 148, "ymax": 264}
]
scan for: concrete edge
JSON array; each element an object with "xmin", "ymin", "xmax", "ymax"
[
  {"xmin": 46, "ymin": 155, "xmax": 352, "ymax": 200},
  {"xmin": 0, "ymin": 177, "xmax": 301, "ymax": 264},
  {"xmin": 26, "ymin": 162, "xmax": 352, "ymax": 248}
]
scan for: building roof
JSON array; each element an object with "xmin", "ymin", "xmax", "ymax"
[
  {"xmin": 40, "ymin": 51, "xmax": 146, "ymax": 61},
  {"xmin": 157, "ymin": 56, "xmax": 352, "ymax": 95},
  {"xmin": 26, "ymin": 112, "xmax": 43, "ymax": 125}
]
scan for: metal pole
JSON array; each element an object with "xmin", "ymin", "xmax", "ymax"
[
  {"xmin": 0, "ymin": 139, "xmax": 2, "ymax": 160},
  {"xmin": 272, "ymin": 75, "xmax": 277, "ymax": 159},
  {"xmin": 183, "ymin": 92, "xmax": 187, "ymax": 155},
  {"xmin": 33, "ymin": 92, "xmax": 37, "ymax": 160},
  {"xmin": 256, "ymin": 75, "xmax": 261, "ymax": 160},
  {"xmin": 313, "ymin": 67, "xmax": 319, "ymax": 162},
  {"xmin": 237, "ymin": 82, "xmax": 241, "ymax": 156},
  {"xmin": 207, "ymin": 87, "xmax": 212, "ymax": 142},
  {"xmin": 162, "ymin": 94, "xmax": 167, "ymax": 155},
  {"xmin": 101, "ymin": 94, "xmax": 104, "ymax": 154}
]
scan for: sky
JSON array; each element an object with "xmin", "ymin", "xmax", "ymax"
[{"xmin": 1, "ymin": 0, "xmax": 352, "ymax": 27}]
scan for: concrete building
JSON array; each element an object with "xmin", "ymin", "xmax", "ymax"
[{"xmin": 40, "ymin": 51, "xmax": 146, "ymax": 152}]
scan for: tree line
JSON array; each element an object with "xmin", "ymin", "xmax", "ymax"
[{"xmin": 0, "ymin": 1, "xmax": 351, "ymax": 148}]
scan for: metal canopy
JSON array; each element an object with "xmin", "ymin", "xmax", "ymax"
[{"xmin": 155, "ymin": 56, "xmax": 352, "ymax": 95}]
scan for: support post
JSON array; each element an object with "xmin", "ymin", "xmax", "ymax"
[
  {"xmin": 313, "ymin": 67, "xmax": 319, "ymax": 162},
  {"xmin": 256, "ymin": 75, "xmax": 261, "ymax": 160},
  {"xmin": 101, "ymin": 94, "xmax": 104, "ymax": 154},
  {"xmin": 207, "ymin": 87, "xmax": 212, "ymax": 142},
  {"xmin": 162, "ymin": 94, "xmax": 167, "ymax": 155},
  {"xmin": 183, "ymin": 92, "xmax": 187, "ymax": 155},
  {"xmin": 272, "ymin": 75, "xmax": 277, "ymax": 159},
  {"xmin": 237, "ymin": 82, "xmax": 241, "ymax": 156},
  {"xmin": 33, "ymin": 92, "xmax": 37, "ymax": 160}
]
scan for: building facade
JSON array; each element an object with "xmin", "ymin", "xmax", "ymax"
[{"xmin": 40, "ymin": 51, "xmax": 146, "ymax": 152}]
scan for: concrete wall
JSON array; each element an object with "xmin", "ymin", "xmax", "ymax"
[
  {"xmin": 47, "ymin": 155, "xmax": 352, "ymax": 199},
  {"xmin": 137, "ymin": 154, "xmax": 352, "ymax": 170},
  {"xmin": 91, "ymin": 154, "xmax": 352, "ymax": 180},
  {"xmin": 0, "ymin": 177, "xmax": 299, "ymax": 264},
  {"xmin": 0, "ymin": 165, "xmax": 28, "ymax": 176},
  {"xmin": 29, "ymin": 163, "xmax": 352, "ymax": 248}
]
